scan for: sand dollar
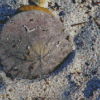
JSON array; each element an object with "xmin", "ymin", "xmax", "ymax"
[{"xmin": 0, "ymin": 10, "xmax": 73, "ymax": 79}]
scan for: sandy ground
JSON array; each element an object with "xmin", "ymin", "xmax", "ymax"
[{"xmin": 0, "ymin": 0, "xmax": 100, "ymax": 100}]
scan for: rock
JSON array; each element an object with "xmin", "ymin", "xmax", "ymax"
[{"xmin": 0, "ymin": 10, "xmax": 73, "ymax": 79}]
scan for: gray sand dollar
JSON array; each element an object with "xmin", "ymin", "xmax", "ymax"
[{"xmin": 0, "ymin": 10, "xmax": 73, "ymax": 79}]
